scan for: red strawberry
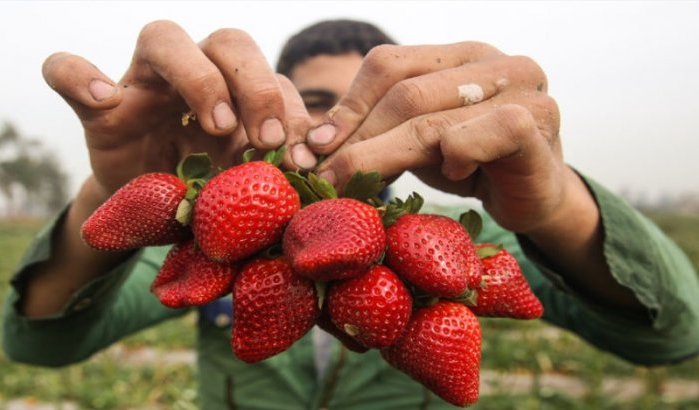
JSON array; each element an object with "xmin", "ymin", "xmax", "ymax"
[
  {"xmin": 327, "ymin": 265, "xmax": 412, "ymax": 348},
  {"xmin": 381, "ymin": 301, "xmax": 481, "ymax": 407},
  {"xmin": 385, "ymin": 214, "xmax": 482, "ymax": 298},
  {"xmin": 193, "ymin": 162, "xmax": 300, "ymax": 263},
  {"xmin": 232, "ymin": 257, "xmax": 319, "ymax": 363},
  {"xmin": 81, "ymin": 173, "xmax": 190, "ymax": 251},
  {"xmin": 317, "ymin": 303, "xmax": 369, "ymax": 354},
  {"xmin": 470, "ymin": 244, "xmax": 543, "ymax": 319},
  {"xmin": 283, "ymin": 198, "xmax": 386, "ymax": 281},
  {"xmin": 151, "ymin": 240, "xmax": 237, "ymax": 308}
]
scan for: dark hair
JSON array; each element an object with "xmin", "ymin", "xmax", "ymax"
[{"xmin": 276, "ymin": 19, "xmax": 396, "ymax": 77}]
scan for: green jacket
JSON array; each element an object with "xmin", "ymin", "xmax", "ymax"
[{"xmin": 3, "ymin": 177, "xmax": 699, "ymax": 409}]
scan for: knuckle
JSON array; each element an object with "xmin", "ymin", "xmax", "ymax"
[
  {"xmin": 240, "ymin": 85, "xmax": 283, "ymax": 112},
  {"xmin": 362, "ymin": 44, "xmax": 400, "ymax": 75},
  {"xmin": 386, "ymin": 80, "xmax": 428, "ymax": 119},
  {"xmin": 457, "ymin": 41, "xmax": 504, "ymax": 62},
  {"xmin": 138, "ymin": 20, "xmax": 179, "ymax": 45},
  {"xmin": 205, "ymin": 28, "xmax": 253, "ymax": 49},
  {"xmin": 188, "ymin": 71, "xmax": 225, "ymax": 101},
  {"xmin": 410, "ymin": 114, "xmax": 451, "ymax": 152},
  {"xmin": 509, "ymin": 55, "xmax": 547, "ymax": 87},
  {"xmin": 495, "ymin": 104, "xmax": 537, "ymax": 138}
]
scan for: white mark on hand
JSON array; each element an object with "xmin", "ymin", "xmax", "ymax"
[{"xmin": 458, "ymin": 83, "xmax": 484, "ymax": 106}]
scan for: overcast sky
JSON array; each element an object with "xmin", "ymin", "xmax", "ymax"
[{"xmin": 1, "ymin": 1, "xmax": 698, "ymax": 205}]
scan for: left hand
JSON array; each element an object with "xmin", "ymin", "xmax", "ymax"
[{"xmin": 308, "ymin": 42, "xmax": 570, "ymax": 235}]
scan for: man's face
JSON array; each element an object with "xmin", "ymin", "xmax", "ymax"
[{"xmin": 288, "ymin": 52, "xmax": 364, "ymax": 121}]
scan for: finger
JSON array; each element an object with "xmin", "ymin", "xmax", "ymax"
[
  {"xmin": 347, "ymin": 55, "xmax": 547, "ymax": 147},
  {"xmin": 201, "ymin": 28, "xmax": 288, "ymax": 149},
  {"xmin": 317, "ymin": 90, "xmax": 557, "ymax": 189},
  {"xmin": 439, "ymin": 104, "xmax": 550, "ymax": 182},
  {"xmin": 306, "ymin": 42, "xmax": 503, "ymax": 153},
  {"xmin": 42, "ymin": 52, "xmax": 123, "ymax": 119},
  {"xmin": 275, "ymin": 74, "xmax": 315, "ymax": 170},
  {"xmin": 126, "ymin": 20, "xmax": 238, "ymax": 137}
]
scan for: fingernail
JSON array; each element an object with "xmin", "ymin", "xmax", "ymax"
[
  {"xmin": 260, "ymin": 118, "xmax": 286, "ymax": 146},
  {"xmin": 213, "ymin": 102, "xmax": 237, "ymax": 130},
  {"xmin": 88, "ymin": 79, "xmax": 116, "ymax": 101},
  {"xmin": 308, "ymin": 124, "xmax": 336, "ymax": 146},
  {"xmin": 318, "ymin": 170, "xmax": 336, "ymax": 186},
  {"xmin": 291, "ymin": 144, "xmax": 317, "ymax": 169}
]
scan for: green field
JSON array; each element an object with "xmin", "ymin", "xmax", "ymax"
[{"xmin": 1, "ymin": 213, "xmax": 698, "ymax": 409}]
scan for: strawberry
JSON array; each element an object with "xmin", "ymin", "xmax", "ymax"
[
  {"xmin": 193, "ymin": 161, "xmax": 300, "ymax": 263},
  {"xmin": 385, "ymin": 214, "xmax": 482, "ymax": 298},
  {"xmin": 232, "ymin": 257, "xmax": 319, "ymax": 363},
  {"xmin": 381, "ymin": 301, "xmax": 481, "ymax": 407},
  {"xmin": 469, "ymin": 244, "xmax": 543, "ymax": 319},
  {"xmin": 282, "ymin": 198, "xmax": 386, "ymax": 281},
  {"xmin": 327, "ymin": 265, "xmax": 412, "ymax": 348},
  {"xmin": 151, "ymin": 240, "xmax": 237, "ymax": 308},
  {"xmin": 81, "ymin": 173, "xmax": 190, "ymax": 251},
  {"xmin": 317, "ymin": 303, "xmax": 369, "ymax": 354}
]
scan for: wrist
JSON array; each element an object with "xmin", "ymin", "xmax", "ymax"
[{"xmin": 523, "ymin": 167, "xmax": 600, "ymax": 250}]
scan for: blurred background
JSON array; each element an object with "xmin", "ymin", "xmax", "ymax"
[{"xmin": 1, "ymin": 1, "xmax": 698, "ymax": 409}]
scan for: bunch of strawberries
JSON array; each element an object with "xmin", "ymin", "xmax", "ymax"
[{"xmin": 81, "ymin": 150, "xmax": 543, "ymax": 407}]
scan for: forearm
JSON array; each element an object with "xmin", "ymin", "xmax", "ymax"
[
  {"xmin": 21, "ymin": 176, "xmax": 133, "ymax": 317},
  {"xmin": 524, "ymin": 167, "xmax": 644, "ymax": 312}
]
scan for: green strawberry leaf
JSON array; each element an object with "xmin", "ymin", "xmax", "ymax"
[
  {"xmin": 459, "ymin": 210, "xmax": 483, "ymax": 240},
  {"xmin": 242, "ymin": 148, "xmax": 256, "ymax": 163},
  {"xmin": 177, "ymin": 153, "xmax": 214, "ymax": 182},
  {"xmin": 308, "ymin": 172, "xmax": 338, "ymax": 200},
  {"xmin": 315, "ymin": 281, "xmax": 328, "ymax": 310},
  {"xmin": 342, "ymin": 171, "xmax": 385, "ymax": 204},
  {"xmin": 476, "ymin": 244, "xmax": 503, "ymax": 259},
  {"xmin": 381, "ymin": 192, "xmax": 424, "ymax": 226},
  {"xmin": 262, "ymin": 146, "xmax": 287, "ymax": 167},
  {"xmin": 175, "ymin": 199, "xmax": 193, "ymax": 226},
  {"xmin": 285, "ymin": 171, "xmax": 322, "ymax": 206},
  {"xmin": 405, "ymin": 192, "xmax": 424, "ymax": 214}
]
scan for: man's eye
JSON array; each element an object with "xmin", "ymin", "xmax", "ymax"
[{"xmin": 303, "ymin": 99, "xmax": 334, "ymax": 111}]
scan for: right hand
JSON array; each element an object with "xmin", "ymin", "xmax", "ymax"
[{"xmin": 43, "ymin": 20, "xmax": 312, "ymax": 197}]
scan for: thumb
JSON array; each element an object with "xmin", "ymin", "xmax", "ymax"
[{"xmin": 42, "ymin": 52, "xmax": 122, "ymax": 119}]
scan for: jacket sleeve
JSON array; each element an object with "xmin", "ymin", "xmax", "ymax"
[
  {"xmin": 430, "ymin": 174, "xmax": 699, "ymax": 366},
  {"xmin": 2, "ymin": 208, "xmax": 187, "ymax": 367}
]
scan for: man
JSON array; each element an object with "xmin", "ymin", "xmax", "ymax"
[{"xmin": 4, "ymin": 19, "xmax": 699, "ymax": 409}]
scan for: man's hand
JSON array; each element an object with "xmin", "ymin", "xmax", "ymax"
[
  {"xmin": 308, "ymin": 42, "xmax": 642, "ymax": 311},
  {"xmin": 306, "ymin": 42, "xmax": 562, "ymax": 235},
  {"xmin": 43, "ymin": 20, "xmax": 311, "ymax": 197},
  {"xmin": 22, "ymin": 21, "xmax": 314, "ymax": 317}
]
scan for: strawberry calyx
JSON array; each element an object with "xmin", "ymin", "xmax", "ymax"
[
  {"xmin": 285, "ymin": 171, "xmax": 337, "ymax": 206},
  {"xmin": 175, "ymin": 153, "xmax": 218, "ymax": 226},
  {"xmin": 243, "ymin": 146, "xmax": 288, "ymax": 167},
  {"xmin": 381, "ymin": 192, "xmax": 424, "ymax": 227},
  {"xmin": 342, "ymin": 171, "xmax": 385, "ymax": 206},
  {"xmin": 459, "ymin": 210, "xmax": 483, "ymax": 240},
  {"xmin": 476, "ymin": 243, "xmax": 503, "ymax": 259}
]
